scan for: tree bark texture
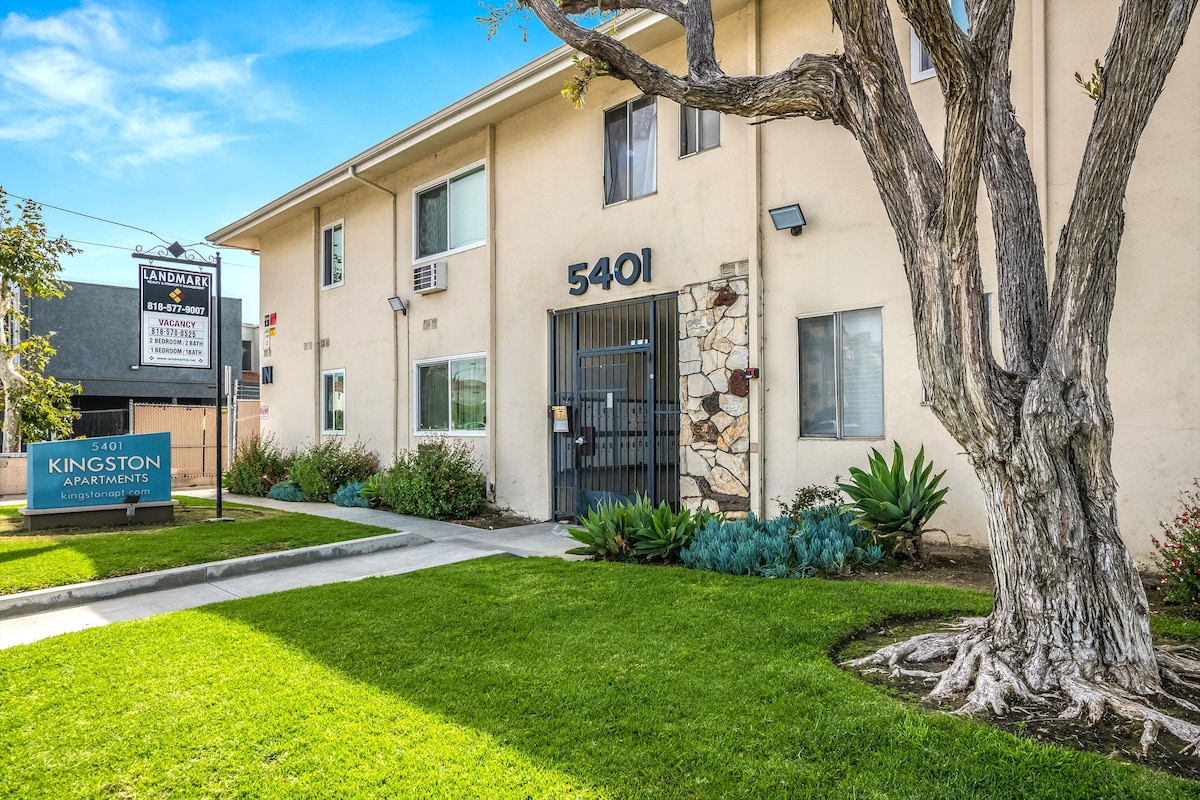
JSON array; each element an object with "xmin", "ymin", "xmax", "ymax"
[
  {"xmin": 0, "ymin": 283, "xmax": 25, "ymax": 454},
  {"xmin": 518, "ymin": 0, "xmax": 1200, "ymax": 745}
]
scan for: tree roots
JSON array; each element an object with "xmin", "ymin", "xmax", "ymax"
[{"xmin": 844, "ymin": 620, "xmax": 1200, "ymax": 756}]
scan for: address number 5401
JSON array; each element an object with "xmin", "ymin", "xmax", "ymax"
[{"xmin": 567, "ymin": 248, "xmax": 652, "ymax": 296}]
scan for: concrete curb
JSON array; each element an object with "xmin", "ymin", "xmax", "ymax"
[{"xmin": 0, "ymin": 531, "xmax": 433, "ymax": 620}]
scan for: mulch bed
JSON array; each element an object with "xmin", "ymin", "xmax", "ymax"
[{"xmin": 838, "ymin": 546, "xmax": 1200, "ymax": 782}]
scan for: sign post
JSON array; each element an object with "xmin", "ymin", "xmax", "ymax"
[{"xmin": 131, "ymin": 242, "xmax": 232, "ymax": 522}]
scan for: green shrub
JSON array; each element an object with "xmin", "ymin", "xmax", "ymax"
[
  {"xmin": 681, "ymin": 510, "xmax": 882, "ymax": 578},
  {"xmin": 266, "ymin": 479, "xmax": 306, "ymax": 502},
  {"xmin": 838, "ymin": 442, "xmax": 948, "ymax": 559},
  {"xmin": 332, "ymin": 482, "xmax": 369, "ymax": 508},
  {"xmin": 290, "ymin": 439, "xmax": 380, "ymax": 503},
  {"xmin": 224, "ymin": 435, "xmax": 292, "ymax": 496},
  {"xmin": 358, "ymin": 473, "xmax": 383, "ymax": 507},
  {"xmin": 1153, "ymin": 479, "xmax": 1200, "ymax": 615},
  {"xmin": 779, "ymin": 480, "xmax": 843, "ymax": 524},
  {"xmin": 379, "ymin": 439, "xmax": 487, "ymax": 520},
  {"xmin": 566, "ymin": 494, "xmax": 719, "ymax": 563}
]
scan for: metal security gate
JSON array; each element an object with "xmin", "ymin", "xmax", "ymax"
[{"xmin": 551, "ymin": 294, "xmax": 679, "ymax": 519}]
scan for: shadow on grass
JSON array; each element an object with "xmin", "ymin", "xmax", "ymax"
[
  {"xmin": 0, "ymin": 542, "xmax": 63, "ymax": 565},
  {"xmin": 200, "ymin": 558, "xmax": 1193, "ymax": 799}
]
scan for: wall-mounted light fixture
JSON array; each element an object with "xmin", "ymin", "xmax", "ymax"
[
  {"xmin": 387, "ymin": 296, "xmax": 408, "ymax": 315},
  {"xmin": 768, "ymin": 204, "xmax": 808, "ymax": 236}
]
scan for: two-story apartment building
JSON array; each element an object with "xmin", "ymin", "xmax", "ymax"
[{"xmin": 209, "ymin": 0, "xmax": 1199, "ymax": 559}]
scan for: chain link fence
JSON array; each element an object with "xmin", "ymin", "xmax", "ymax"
[{"xmin": 131, "ymin": 400, "xmax": 261, "ymax": 486}]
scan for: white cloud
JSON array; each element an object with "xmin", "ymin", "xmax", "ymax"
[
  {"xmin": 267, "ymin": 3, "xmax": 424, "ymax": 52},
  {"xmin": 0, "ymin": 2, "xmax": 296, "ymax": 172},
  {"xmin": 159, "ymin": 56, "xmax": 256, "ymax": 92},
  {"xmin": 4, "ymin": 47, "xmax": 116, "ymax": 110},
  {"xmin": 1, "ymin": 4, "xmax": 128, "ymax": 51}
]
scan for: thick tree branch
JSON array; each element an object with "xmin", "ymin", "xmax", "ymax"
[
  {"xmin": 1048, "ymin": 0, "xmax": 1199, "ymax": 374},
  {"xmin": 558, "ymin": 0, "xmax": 686, "ymax": 24},
  {"xmin": 899, "ymin": 0, "xmax": 973, "ymax": 88},
  {"xmin": 683, "ymin": 0, "xmax": 721, "ymax": 80},
  {"xmin": 521, "ymin": 0, "xmax": 848, "ymax": 121},
  {"xmin": 978, "ymin": 3, "xmax": 1048, "ymax": 379}
]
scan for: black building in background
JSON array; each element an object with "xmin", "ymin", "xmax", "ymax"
[{"xmin": 27, "ymin": 281, "xmax": 245, "ymax": 438}]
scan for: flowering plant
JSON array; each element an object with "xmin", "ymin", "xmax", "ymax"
[{"xmin": 1152, "ymin": 479, "xmax": 1200, "ymax": 615}]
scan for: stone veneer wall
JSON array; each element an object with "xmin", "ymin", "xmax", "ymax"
[{"xmin": 678, "ymin": 279, "xmax": 751, "ymax": 514}]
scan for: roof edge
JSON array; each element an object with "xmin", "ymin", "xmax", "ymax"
[{"xmin": 207, "ymin": 8, "xmax": 670, "ymax": 248}]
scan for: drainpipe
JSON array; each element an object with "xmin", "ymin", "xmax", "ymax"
[
  {"xmin": 312, "ymin": 208, "xmax": 321, "ymax": 441},
  {"xmin": 348, "ymin": 166, "xmax": 401, "ymax": 458},
  {"xmin": 485, "ymin": 125, "xmax": 498, "ymax": 502},
  {"xmin": 748, "ymin": 0, "xmax": 767, "ymax": 517}
]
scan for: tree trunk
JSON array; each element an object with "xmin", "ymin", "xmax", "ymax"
[
  {"xmin": 2, "ymin": 386, "xmax": 19, "ymax": 455},
  {"xmin": 971, "ymin": 423, "xmax": 1159, "ymax": 704}
]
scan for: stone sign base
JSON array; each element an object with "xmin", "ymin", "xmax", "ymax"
[{"xmin": 20, "ymin": 501, "xmax": 177, "ymax": 531}]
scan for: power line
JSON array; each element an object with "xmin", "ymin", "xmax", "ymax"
[{"xmin": 1, "ymin": 189, "xmax": 173, "ymax": 245}]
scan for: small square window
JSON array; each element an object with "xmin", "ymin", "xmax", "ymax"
[
  {"xmin": 680, "ymin": 106, "xmax": 720, "ymax": 157},
  {"xmin": 799, "ymin": 308, "xmax": 884, "ymax": 439},
  {"xmin": 604, "ymin": 96, "xmax": 657, "ymax": 205},
  {"xmin": 322, "ymin": 369, "xmax": 346, "ymax": 434},
  {"xmin": 321, "ymin": 221, "xmax": 344, "ymax": 288},
  {"xmin": 415, "ymin": 165, "xmax": 486, "ymax": 261}
]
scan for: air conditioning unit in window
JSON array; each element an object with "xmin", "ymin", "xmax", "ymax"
[{"xmin": 413, "ymin": 261, "xmax": 448, "ymax": 294}]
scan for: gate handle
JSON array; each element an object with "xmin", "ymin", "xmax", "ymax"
[{"xmin": 574, "ymin": 437, "xmax": 586, "ymax": 445}]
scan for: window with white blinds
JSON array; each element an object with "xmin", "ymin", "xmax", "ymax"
[{"xmin": 798, "ymin": 308, "xmax": 883, "ymax": 439}]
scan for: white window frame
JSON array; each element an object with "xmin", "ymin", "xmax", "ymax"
[
  {"xmin": 412, "ymin": 352, "xmax": 488, "ymax": 437},
  {"xmin": 412, "ymin": 161, "xmax": 487, "ymax": 264},
  {"xmin": 321, "ymin": 219, "xmax": 345, "ymax": 289},
  {"xmin": 321, "ymin": 368, "xmax": 346, "ymax": 435},
  {"xmin": 910, "ymin": 0, "xmax": 969, "ymax": 83},
  {"xmin": 603, "ymin": 95, "xmax": 658, "ymax": 206},
  {"xmin": 679, "ymin": 105, "xmax": 721, "ymax": 158},
  {"xmin": 797, "ymin": 307, "xmax": 885, "ymax": 440}
]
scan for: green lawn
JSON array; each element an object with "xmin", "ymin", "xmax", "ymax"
[
  {"xmin": 1, "ymin": 558, "xmax": 1195, "ymax": 798},
  {"xmin": 0, "ymin": 497, "xmax": 394, "ymax": 594}
]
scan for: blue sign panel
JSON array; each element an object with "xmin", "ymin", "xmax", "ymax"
[{"xmin": 27, "ymin": 433, "xmax": 172, "ymax": 510}]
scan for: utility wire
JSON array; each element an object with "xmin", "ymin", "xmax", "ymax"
[{"xmin": 1, "ymin": 189, "xmax": 173, "ymax": 246}]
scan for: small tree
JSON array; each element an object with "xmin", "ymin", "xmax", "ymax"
[{"xmin": 0, "ymin": 190, "xmax": 81, "ymax": 450}]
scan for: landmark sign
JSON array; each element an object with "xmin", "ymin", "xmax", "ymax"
[{"xmin": 139, "ymin": 265, "xmax": 212, "ymax": 368}]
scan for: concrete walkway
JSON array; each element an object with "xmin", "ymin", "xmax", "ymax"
[{"xmin": 0, "ymin": 490, "xmax": 581, "ymax": 650}]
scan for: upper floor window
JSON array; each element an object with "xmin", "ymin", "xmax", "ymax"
[
  {"xmin": 911, "ymin": 0, "xmax": 969, "ymax": 82},
  {"xmin": 415, "ymin": 165, "xmax": 486, "ymax": 261},
  {"xmin": 798, "ymin": 308, "xmax": 884, "ymax": 439},
  {"xmin": 415, "ymin": 354, "xmax": 487, "ymax": 434},
  {"xmin": 680, "ymin": 106, "xmax": 720, "ymax": 157},
  {"xmin": 604, "ymin": 96, "xmax": 657, "ymax": 205},
  {"xmin": 322, "ymin": 368, "xmax": 346, "ymax": 434},
  {"xmin": 321, "ymin": 220, "xmax": 344, "ymax": 288}
]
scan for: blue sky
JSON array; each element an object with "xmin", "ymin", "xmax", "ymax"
[{"xmin": 0, "ymin": 1, "xmax": 562, "ymax": 323}]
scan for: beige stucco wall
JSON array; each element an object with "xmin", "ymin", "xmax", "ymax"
[
  {"xmin": 491, "ymin": 8, "xmax": 754, "ymax": 517},
  {"xmin": 246, "ymin": 0, "xmax": 1198, "ymax": 560}
]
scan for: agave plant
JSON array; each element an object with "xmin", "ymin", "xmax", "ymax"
[
  {"xmin": 838, "ymin": 442, "xmax": 948, "ymax": 559},
  {"xmin": 630, "ymin": 502, "xmax": 695, "ymax": 561},
  {"xmin": 565, "ymin": 497, "xmax": 632, "ymax": 558}
]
